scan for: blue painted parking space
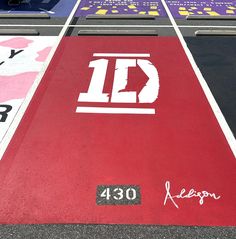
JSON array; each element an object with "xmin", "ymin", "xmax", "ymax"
[{"xmin": 0, "ymin": 0, "xmax": 77, "ymax": 17}]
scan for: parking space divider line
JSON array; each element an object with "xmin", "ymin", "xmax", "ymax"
[
  {"xmin": 161, "ymin": 0, "xmax": 236, "ymax": 158},
  {"xmin": 0, "ymin": 0, "xmax": 82, "ymax": 160}
]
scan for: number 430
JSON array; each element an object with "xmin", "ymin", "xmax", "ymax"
[{"xmin": 100, "ymin": 187, "xmax": 137, "ymax": 201}]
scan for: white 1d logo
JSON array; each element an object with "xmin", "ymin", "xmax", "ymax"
[{"xmin": 78, "ymin": 58, "xmax": 159, "ymax": 104}]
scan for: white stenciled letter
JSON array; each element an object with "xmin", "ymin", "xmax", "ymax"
[
  {"xmin": 137, "ymin": 59, "xmax": 159, "ymax": 103},
  {"xmin": 78, "ymin": 56, "xmax": 159, "ymax": 106},
  {"xmin": 78, "ymin": 59, "xmax": 109, "ymax": 102},
  {"xmin": 111, "ymin": 59, "xmax": 137, "ymax": 103},
  {"xmin": 111, "ymin": 59, "xmax": 159, "ymax": 103}
]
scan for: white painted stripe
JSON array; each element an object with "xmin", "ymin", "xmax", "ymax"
[
  {"xmin": 78, "ymin": 25, "xmax": 171, "ymax": 28},
  {"xmin": 177, "ymin": 25, "xmax": 236, "ymax": 28},
  {"xmin": 161, "ymin": 0, "xmax": 236, "ymax": 158},
  {"xmin": 76, "ymin": 107, "xmax": 155, "ymax": 114},
  {"xmin": 93, "ymin": 53, "xmax": 150, "ymax": 57},
  {"xmin": 77, "ymin": 25, "xmax": 236, "ymax": 29},
  {"xmin": 0, "ymin": 0, "xmax": 82, "ymax": 160},
  {"xmin": 0, "ymin": 24, "xmax": 65, "ymax": 27},
  {"xmin": 0, "ymin": 24, "xmax": 171, "ymax": 27},
  {"xmin": 1, "ymin": 24, "xmax": 236, "ymax": 29}
]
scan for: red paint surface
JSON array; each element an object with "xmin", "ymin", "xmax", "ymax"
[{"xmin": 0, "ymin": 36, "xmax": 235, "ymax": 225}]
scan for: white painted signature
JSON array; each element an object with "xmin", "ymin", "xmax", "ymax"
[{"xmin": 164, "ymin": 181, "xmax": 221, "ymax": 209}]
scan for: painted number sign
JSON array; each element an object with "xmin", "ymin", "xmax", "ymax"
[{"xmin": 97, "ymin": 185, "xmax": 141, "ymax": 205}]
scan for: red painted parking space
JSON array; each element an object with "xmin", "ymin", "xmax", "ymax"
[{"xmin": 0, "ymin": 36, "xmax": 235, "ymax": 225}]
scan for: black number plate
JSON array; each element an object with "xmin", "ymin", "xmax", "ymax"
[{"xmin": 96, "ymin": 185, "xmax": 141, "ymax": 205}]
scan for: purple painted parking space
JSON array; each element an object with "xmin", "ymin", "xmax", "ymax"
[
  {"xmin": 76, "ymin": 0, "xmax": 167, "ymax": 17},
  {"xmin": 166, "ymin": 0, "xmax": 236, "ymax": 18}
]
